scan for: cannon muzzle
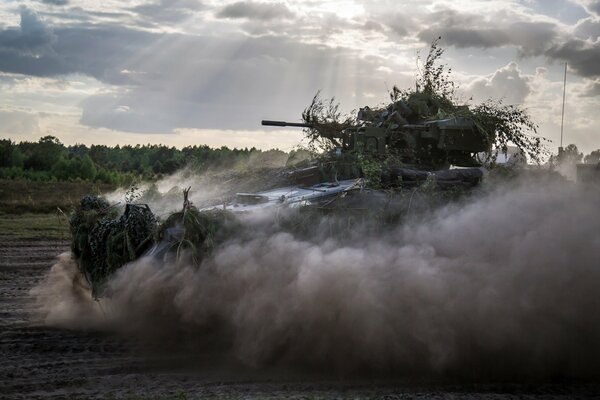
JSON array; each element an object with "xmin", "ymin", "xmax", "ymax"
[{"xmin": 262, "ymin": 120, "xmax": 313, "ymax": 128}]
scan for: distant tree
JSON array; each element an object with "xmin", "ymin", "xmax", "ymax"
[
  {"xmin": 25, "ymin": 136, "xmax": 65, "ymax": 171},
  {"xmin": 0, "ymin": 139, "xmax": 25, "ymax": 168},
  {"xmin": 70, "ymin": 144, "xmax": 89, "ymax": 158},
  {"xmin": 152, "ymin": 159, "xmax": 164, "ymax": 174},
  {"xmin": 50, "ymin": 157, "xmax": 71, "ymax": 180},
  {"xmin": 80, "ymin": 154, "xmax": 97, "ymax": 180},
  {"xmin": 562, "ymin": 144, "xmax": 583, "ymax": 164},
  {"xmin": 89, "ymin": 145, "xmax": 108, "ymax": 167},
  {"xmin": 2, "ymin": 136, "xmax": 278, "ymax": 183},
  {"xmin": 584, "ymin": 149, "xmax": 600, "ymax": 164},
  {"xmin": 548, "ymin": 143, "xmax": 584, "ymax": 167}
]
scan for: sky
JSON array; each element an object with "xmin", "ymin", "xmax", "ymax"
[{"xmin": 0, "ymin": 0, "xmax": 599, "ymax": 153}]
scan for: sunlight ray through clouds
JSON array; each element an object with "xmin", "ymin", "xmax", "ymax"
[{"xmin": 0, "ymin": 0, "xmax": 598, "ymax": 152}]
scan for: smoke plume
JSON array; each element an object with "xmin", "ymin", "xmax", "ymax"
[{"xmin": 32, "ymin": 175, "xmax": 600, "ymax": 379}]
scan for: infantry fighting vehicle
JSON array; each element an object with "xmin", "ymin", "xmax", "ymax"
[
  {"xmin": 261, "ymin": 97, "xmax": 489, "ymax": 190},
  {"xmin": 71, "ymin": 100, "xmax": 492, "ymax": 297}
]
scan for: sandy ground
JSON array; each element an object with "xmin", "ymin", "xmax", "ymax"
[{"xmin": 1, "ymin": 234, "xmax": 600, "ymax": 399}]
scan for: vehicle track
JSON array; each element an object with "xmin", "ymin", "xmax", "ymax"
[{"xmin": 1, "ymin": 235, "xmax": 599, "ymax": 399}]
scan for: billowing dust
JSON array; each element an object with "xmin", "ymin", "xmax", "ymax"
[{"xmin": 32, "ymin": 176, "xmax": 600, "ymax": 379}]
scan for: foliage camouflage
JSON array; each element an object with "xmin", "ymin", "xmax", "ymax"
[
  {"xmin": 300, "ymin": 39, "xmax": 548, "ymax": 176},
  {"xmin": 70, "ymin": 192, "xmax": 242, "ymax": 298},
  {"xmin": 156, "ymin": 206, "xmax": 239, "ymax": 266},
  {"xmin": 70, "ymin": 196, "xmax": 157, "ymax": 297}
]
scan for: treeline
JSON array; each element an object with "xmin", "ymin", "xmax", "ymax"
[
  {"xmin": 0, "ymin": 136, "xmax": 287, "ymax": 185},
  {"xmin": 553, "ymin": 144, "xmax": 600, "ymax": 165}
]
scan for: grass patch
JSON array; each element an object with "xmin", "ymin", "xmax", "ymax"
[
  {"xmin": 0, "ymin": 212, "xmax": 70, "ymax": 240},
  {"xmin": 0, "ymin": 179, "xmax": 116, "ymax": 214}
]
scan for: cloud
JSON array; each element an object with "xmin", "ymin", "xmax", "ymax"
[
  {"xmin": 419, "ymin": 20, "xmax": 557, "ymax": 57},
  {"xmin": 573, "ymin": 0, "xmax": 600, "ymax": 16},
  {"xmin": 546, "ymin": 38, "xmax": 600, "ymax": 78},
  {"xmin": 361, "ymin": 20, "xmax": 384, "ymax": 32},
  {"xmin": 574, "ymin": 17, "xmax": 600, "ymax": 39},
  {"xmin": 216, "ymin": 1, "xmax": 294, "ymax": 21},
  {"xmin": 1, "ymin": 8, "xmax": 388, "ymax": 134},
  {"xmin": 75, "ymin": 32, "xmax": 387, "ymax": 133},
  {"xmin": 1, "ymin": 0, "xmax": 599, "ymax": 152},
  {"xmin": 39, "ymin": 0, "xmax": 69, "ymax": 5},
  {"xmin": 466, "ymin": 62, "xmax": 532, "ymax": 104},
  {"xmin": 414, "ymin": 7, "xmax": 600, "ymax": 80},
  {"xmin": 578, "ymin": 78, "xmax": 600, "ymax": 97},
  {"xmin": 0, "ymin": 7, "xmax": 56, "ymax": 52},
  {"xmin": 132, "ymin": 0, "xmax": 204, "ymax": 23},
  {"xmin": 0, "ymin": 109, "xmax": 40, "ymax": 135},
  {"xmin": 420, "ymin": 27, "xmax": 510, "ymax": 49},
  {"xmin": 508, "ymin": 21, "xmax": 558, "ymax": 56}
]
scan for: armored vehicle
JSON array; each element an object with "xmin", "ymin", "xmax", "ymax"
[
  {"xmin": 262, "ymin": 99, "xmax": 488, "ymax": 189},
  {"xmin": 70, "ymin": 99, "xmax": 494, "ymax": 297}
]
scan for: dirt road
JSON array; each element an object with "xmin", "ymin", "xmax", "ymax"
[{"xmin": 1, "ymin": 233, "xmax": 599, "ymax": 399}]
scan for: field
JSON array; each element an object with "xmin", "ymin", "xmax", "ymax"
[
  {"xmin": 0, "ymin": 179, "xmax": 116, "ymax": 214},
  {"xmin": 1, "ymin": 192, "xmax": 599, "ymax": 398}
]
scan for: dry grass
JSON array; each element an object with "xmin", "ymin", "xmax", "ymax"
[
  {"xmin": 0, "ymin": 213, "xmax": 70, "ymax": 240},
  {"xmin": 0, "ymin": 179, "xmax": 115, "ymax": 214}
]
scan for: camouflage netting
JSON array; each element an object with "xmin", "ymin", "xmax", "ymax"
[
  {"xmin": 71, "ymin": 196, "xmax": 157, "ymax": 297},
  {"xmin": 70, "ymin": 195, "xmax": 118, "ymax": 281},
  {"xmin": 70, "ymin": 194, "xmax": 241, "ymax": 298},
  {"xmin": 156, "ymin": 206, "xmax": 240, "ymax": 265}
]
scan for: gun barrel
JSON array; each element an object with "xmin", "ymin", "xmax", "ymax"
[{"xmin": 262, "ymin": 120, "xmax": 313, "ymax": 128}]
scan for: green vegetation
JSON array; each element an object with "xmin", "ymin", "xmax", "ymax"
[
  {"xmin": 0, "ymin": 135, "xmax": 287, "ymax": 184},
  {"xmin": 0, "ymin": 179, "xmax": 115, "ymax": 214},
  {"xmin": 70, "ymin": 190, "xmax": 242, "ymax": 297},
  {"xmin": 301, "ymin": 39, "xmax": 547, "ymax": 165},
  {"xmin": 70, "ymin": 196, "xmax": 157, "ymax": 297},
  {"xmin": 0, "ymin": 213, "xmax": 70, "ymax": 239}
]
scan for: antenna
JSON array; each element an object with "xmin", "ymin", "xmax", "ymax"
[{"xmin": 560, "ymin": 62, "xmax": 567, "ymax": 150}]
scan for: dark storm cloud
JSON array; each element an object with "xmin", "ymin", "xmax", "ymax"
[
  {"xmin": 0, "ymin": 49, "xmax": 71, "ymax": 76},
  {"xmin": 0, "ymin": 7, "xmax": 56, "ymax": 51},
  {"xmin": 0, "ymin": 5, "xmax": 163, "ymax": 83},
  {"xmin": 546, "ymin": 38, "xmax": 600, "ymax": 78},
  {"xmin": 216, "ymin": 1, "xmax": 294, "ymax": 21},
  {"xmin": 0, "ymin": 8, "xmax": 68, "ymax": 76}
]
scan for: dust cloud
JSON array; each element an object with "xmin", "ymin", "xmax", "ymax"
[
  {"xmin": 32, "ymin": 176, "xmax": 600, "ymax": 379},
  {"xmin": 29, "ymin": 252, "xmax": 105, "ymax": 330}
]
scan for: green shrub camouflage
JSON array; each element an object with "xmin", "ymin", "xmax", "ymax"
[
  {"xmin": 70, "ymin": 196, "xmax": 157, "ymax": 297},
  {"xmin": 70, "ymin": 194, "xmax": 240, "ymax": 298}
]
